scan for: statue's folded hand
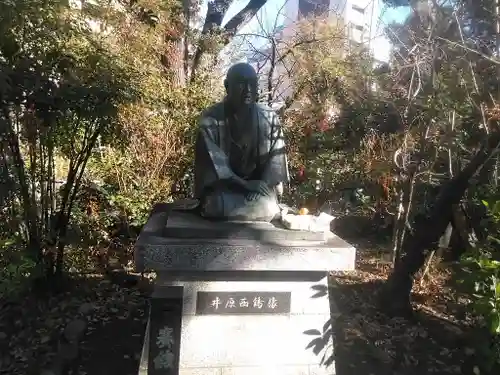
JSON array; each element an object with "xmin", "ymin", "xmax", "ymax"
[
  {"xmin": 245, "ymin": 192, "xmax": 259, "ymax": 202},
  {"xmin": 244, "ymin": 180, "xmax": 272, "ymax": 197}
]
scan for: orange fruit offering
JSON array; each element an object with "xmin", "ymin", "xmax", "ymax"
[{"xmin": 299, "ymin": 207, "xmax": 309, "ymax": 215}]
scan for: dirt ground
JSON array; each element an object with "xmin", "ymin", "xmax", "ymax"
[
  {"xmin": 330, "ymin": 251, "xmax": 476, "ymax": 375},
  {"xmin": 0, "ymin": 275, "xmax": 149, "ymax": 375}
]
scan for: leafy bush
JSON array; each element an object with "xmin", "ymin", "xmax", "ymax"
[
  {"xmin": 84, "ymin": 2, "xmax": 221, "ymax": 224},
  {"xmin": 280, "ymin": 20, "xmax": 395, "ymax": 215},
  {"xmin": 0, "ymin": 237, "xmax": 38, "ymax": 299},
  {"xmin": 456, "ymin": 199, "xmax": 500, "ymax": 371}
]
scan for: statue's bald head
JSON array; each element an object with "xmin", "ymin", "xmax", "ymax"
[
  {"xmin": 224, "ymin": 62, "xmax": 258, "ymax": 109},
  {"xmin": 225, "ymin": 63, "xmax": 257, "ymax": 83}
]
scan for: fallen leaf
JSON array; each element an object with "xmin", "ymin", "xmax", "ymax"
[{"xmin": 40, "ymin": 336, "xmax": 50, "ymax": 344}]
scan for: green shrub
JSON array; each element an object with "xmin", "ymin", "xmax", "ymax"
[{"xmin": 456, "ymin": 199, "xmax": 500, "ymax": 371}]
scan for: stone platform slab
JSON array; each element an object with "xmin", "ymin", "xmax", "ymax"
[
  {"xmin": 134, "ymin": 204, "xmax": 356, "ymax": 274},
  {"xmin": 141, "ymin": 203, "xmax": 332, "ymax": 242}
]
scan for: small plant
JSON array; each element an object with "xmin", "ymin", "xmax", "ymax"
[
  {"xmin": 0, "ymin": 237, "xmax": 38, "ymax": 299},
  {"xmin": 460, "ymin": 255, "xmax": 500, "ymax": 332},
  {"xmin": 456, "ymin": 199, "xmax": 500, "ymax": 372}
]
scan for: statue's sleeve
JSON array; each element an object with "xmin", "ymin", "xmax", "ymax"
[
  {"xmin": 193, "ymin": 114, "xmax": 236, "ymax": 198},
  {"xmin": 260, "ymin": 109, "xmax": 290, "ymax": 187}
]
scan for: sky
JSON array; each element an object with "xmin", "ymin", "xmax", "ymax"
[{"xmin": 200, "ymin": 0, "xmax": 411, "ymax": 62}]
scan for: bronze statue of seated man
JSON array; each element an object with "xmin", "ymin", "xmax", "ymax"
[{"xmin": 193, "ymin": 63, "xmax": 289, "ymax": 222}]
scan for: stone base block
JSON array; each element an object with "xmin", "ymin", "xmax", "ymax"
[
  {"xmin": 139, "ymin": 275, "xmax": 336, "ymax": 375},
  {"xmin": 140, "ymin": 313, "xmax": 335, "ymax": 375},
  {"xmin": 179, "ymin": 313, "xmax": 333, "ymax": 370}
]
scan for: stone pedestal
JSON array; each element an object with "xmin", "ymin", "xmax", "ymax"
[{"xmin": 136, "ymin": 204, "xmax": 356, "ymax": 375}]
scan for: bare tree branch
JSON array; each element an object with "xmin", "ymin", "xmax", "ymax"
[
  {"xmin": 224, "ymin": 0, "xmax": 268, "ymax": 37},
  {"xmin": 190, "ymin": 0, "xmax": 269, "ymax": 81}
]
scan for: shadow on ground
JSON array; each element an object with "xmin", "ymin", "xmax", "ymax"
[
  {"xmin": 74, "ymin": 280, "xmax": 149, "ymax": 375},
  {"xmin": 329, "ymin": 276, "xmax": 478, "ymax": 375},
  {"xmin": 0, "ymin": 274, "xmax": 150, "ymax": 375}
]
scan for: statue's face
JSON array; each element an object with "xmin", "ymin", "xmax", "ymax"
[
  {"xmin": 225, "ymin": 64, "xmax": 258, "ymax": 109},
  {"xmin": 228, "ymin": 78, "xmax": 258, "ymax": 107}
]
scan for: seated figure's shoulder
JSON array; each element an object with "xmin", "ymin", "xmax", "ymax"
[
  {"xmin": 199, "ymin": 102, "xmax": 225, "ymax": 127},
  {"xmin": 255, "ymin": 102, "xmax": 274, "ymax": 113},
  {"xmin": 255, "ymin": 102, "xmax": 279, "ymax": 123}
]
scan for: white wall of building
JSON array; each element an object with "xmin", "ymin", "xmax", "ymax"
[{"xmin": 283, "ymin": 0, "xmax": 388, "ymax": 62}]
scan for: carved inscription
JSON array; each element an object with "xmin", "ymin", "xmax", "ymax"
[{"xmin": 196, "ymin": 291, "xmax": 291, "ymax": 315}]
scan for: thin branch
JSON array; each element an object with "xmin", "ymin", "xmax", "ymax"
[{"xmin": 191, "ymin": 0, "xmax": 269, "ymax": 82}]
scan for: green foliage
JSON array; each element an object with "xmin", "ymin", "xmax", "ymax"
[
  {"xmin": 49, "ymin": 178, "xmax": 151, "ymax": 272},
  {"xmin": 0, "ymin": 236, "xmax": 38, "ymax": 299},
  {"xmin": 456, "ymin": 199, "xmax": 500, "ymax": 371},
  {"xmin": 0, "ymin": 0, "xmax": 142, "ymax": 276},
  {"xmin": 459, "ymin": 255, "xmax": 500, "ymax": 333},
  {"xmin": 87, "ymin": 80, "xmax": 216, "ymax": 226},
  {"xmin": 0, "ymin": 0, "xmax": 225, "ymax": 276},
  {"xmin": 84, "ymin": 1, "xmax": 221, "ymax": 224},
  {"xmin": 280, "ymin": 20, "xmax": 394, "ymax": 213}
]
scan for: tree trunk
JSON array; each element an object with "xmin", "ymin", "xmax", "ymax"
[
  {"xmin": 379, "ymin": 132, "xmax": 500, "ymax": 316},
  {"xmin": 164, "ymin": 40, "xmax": 185, "ymax": 86}
]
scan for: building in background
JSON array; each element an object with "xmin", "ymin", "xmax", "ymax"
[
  {"xmin": 284, "ymin": 0, "xmax": 386, "ymax": 59},
  {"xmin": 247, "ymin": 0, "xmax": 391, "ymax": 108},
  {"xmin": 297, "ymin": 0, "xmax": 331, "ymax": 19}
]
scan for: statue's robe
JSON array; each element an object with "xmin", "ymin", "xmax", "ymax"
[{"xmin": 194, "ymin": 101, "xmax": 289, "ymax": 221}]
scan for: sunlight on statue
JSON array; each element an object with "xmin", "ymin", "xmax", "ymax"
[{"xmin": 194, "ymin": 62, "xmax": 289, "ymax": 222}]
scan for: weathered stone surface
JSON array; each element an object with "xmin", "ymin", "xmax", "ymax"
[
  {"xmin": 134, "ymin": 204, "xmax": 355, "ymax": 274},
  {"xmin": 162, "ymin": 210, "xmax": 331, "ymax": 242},
  {"xmin": 136, "ymin": 240, "xmax": 355, "ymax": 274},
  {"xmin": 136, "ymin": 275, "xmax": 336, "ymax": 375},
  {"xmin": 138, "ymin": 318, "xmax": 149, "ymax": 375},
  {"xmin": 147, "ymin": 289, "xmax": 183, "ymax": 375},
  {"xmin": 178, "ymin": 313, "xmax": 332, "ymax": 367}
]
